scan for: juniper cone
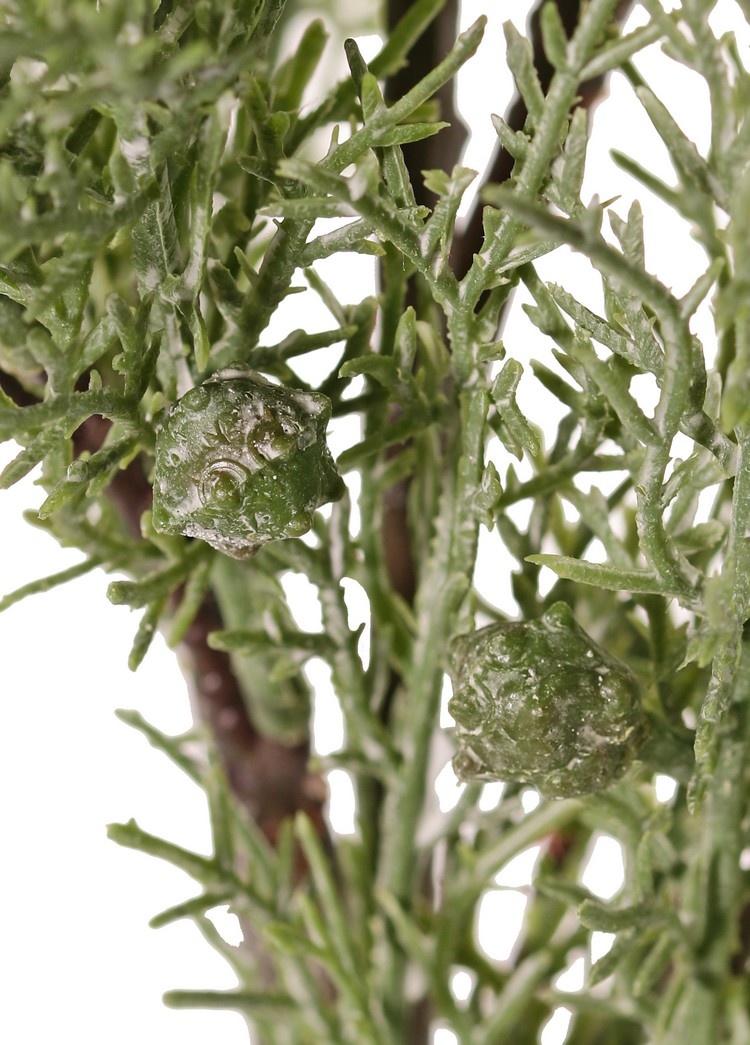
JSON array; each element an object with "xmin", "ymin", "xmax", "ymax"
[
  {"xmin": 449, "ymin": 603, "xmax": 647, "ymax": 798},
  {"xmin": 152, "ymin": 367, "xmax": 343, "ymax": 558}
]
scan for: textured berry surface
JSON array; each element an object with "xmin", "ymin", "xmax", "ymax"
[
  {"xmin": 448, "ymin": 603, "xmax": 647, "ymax": 798},
  {"xmin": 152, "ymin": 366, "xmax": 344, "ymax": 558}
]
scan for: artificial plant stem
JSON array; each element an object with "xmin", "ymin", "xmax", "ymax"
[
  {"xmin": 466, "ymin": 798, "xmax": 581, "ymax": 907},
  {"xmin": 700, "ymin": 701, "xmax": 748, "ymax": 980},
  {"xmin": 316, "ymin": 557, "xmax": 394, "ymax": 899},
  {"xmin": 318, "ymin": 575, "xmax": 395, "ymax": 762},
  {"xmin": 375, "ymin": 386, "xmax": 488, "ymax": 1017},
  {"xmin": 474, "ymin": 923, "xmax": 586, "ymax": 1045},
  {"xmin": 726, "ymin": 429, "xmax": 750, "ymax": 627},
  {"xmin": 670, "ymin": 652, "xmax": 750, "ymax": 1041},
  {"xmin": 690, "ymin": 430, "xmax": 750, "ymax": 806}
]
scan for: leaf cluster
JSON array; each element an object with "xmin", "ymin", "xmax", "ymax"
[{"xmin": 4, "ymin": 1, "xmax": 750, "ymax": 1043}]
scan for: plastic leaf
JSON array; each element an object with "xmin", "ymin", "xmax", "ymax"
[
  {"xmin": 504, "ymin": 21, "xmax": 545, "ymax": 126},
  {"xmin": 540, "ymin": 1, "xmax": 569, "ymax": 70},
  {"xmin": 566, "ymin": 334, "xmax": 661, "ymax": 445},
  {"xmin": 107, "ymin": 819, "xmax": 231, "ymax": 887},
  {"xmin": 274, "ymin": 18, "xmax": 328, "ymax": 112},
  {"xmin": 636, "ymin": 84, "xmax": 725, "ymax": 207},
  {"xmin": 0, "ymin": 557, "xmax": 102, "ymax": 614},
  {"xmin": 474, "ymin": 461, "xmax": 503, "ymax": 529},
  {"xmin": 491, "ymin": 358, "xmax": 541, "ymax": 458},
  {"xmin": 490, "ymin": 114, "xmax": 529, "ymax": 161},
  {"xmin": 0, "ymin": 422, "xmax": 70, "ymax": 490},
  {"xmin": 578, "ymin": 899, "xmax": 649, "ymax": 933},
  {"xmin": 128, "ymin": 598, "xmax": 166, "ymax": 671},
  {"xmin": 526, "ymin": 554, "xmax": 678, "ymax": 596},
  {"xmin": 163, "ymin": 990, "xmax": 296, "ymax": 1012}
]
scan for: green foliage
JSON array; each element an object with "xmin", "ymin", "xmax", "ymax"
[{"xmin": 3, "ymin": 0, "xmax": 750, "ymax": 1042}]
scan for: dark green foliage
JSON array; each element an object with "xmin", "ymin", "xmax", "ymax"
[{"xmin": 450, "ymin": 603, "xmax": 647, "ymax": 797}]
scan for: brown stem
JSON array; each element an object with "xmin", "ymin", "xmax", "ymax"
[
  {"xmin": 179, "ymin": 587, "xmax": 327, "ymax": 845},
  {"xmin": 0, "ymin": 366, "xmax": 329, "ymax": 851},
  {"xmin": 71, "ymin": 409, "xmax": 327, "ymax": 1000},
  {"xmin": 0, "ymin": 371, "xmax": 42, "ymax": 408}
]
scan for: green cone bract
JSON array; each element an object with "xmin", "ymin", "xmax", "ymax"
[
  {"xmin": 448, "ymin": 603, "xmax": 647, "ymax": 798},
  {"xmin": 152, "ymin": 366, "xmax": 344, "ymax": 558}
]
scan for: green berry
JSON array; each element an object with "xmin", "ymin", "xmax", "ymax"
[
  {"xmin": 152, "ymin": 366, "xmax": 344, "ymax": 558},
  {"xmin": 448, "ymin": 603, "xmax": 647, "ymax": 799}
]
